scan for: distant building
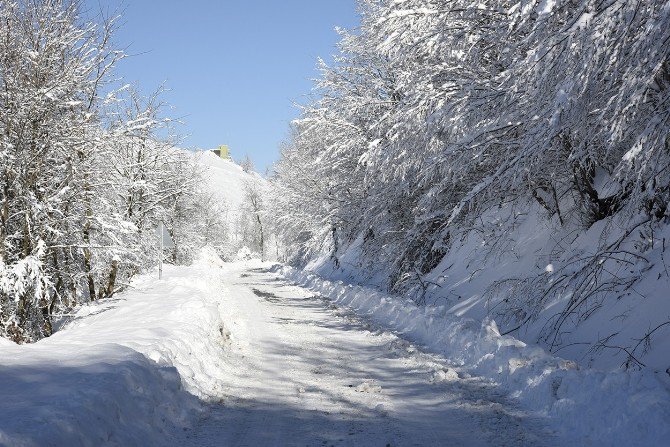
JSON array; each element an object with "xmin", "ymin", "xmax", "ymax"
[{"xmin": 211, "ymin": 144, "xmax": 231, "ymax": 159}]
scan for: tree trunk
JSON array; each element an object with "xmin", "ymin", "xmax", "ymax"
[
  {"xmin": 256, "ymin": 214, "xmax": 264, "ymax": 261},
  {"xmin": 99, "ymin": 259, "xmax": 118, "ymax": 299}
]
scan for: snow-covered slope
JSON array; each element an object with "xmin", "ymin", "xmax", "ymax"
[
  {"xmin": 310, "ymin": 203, "xmax": 670, "ymax": 375},
  {"xmin": 279, "ymin": 265, "xmax": 670, "ymax": 446},
  {"xmin": 184, "ymin": 150, "xmax": 273, "ymax": 259},
  {"xmin": 0, "ymin": 250, "xmax": 229, "ymax": 447},
  {"xmin": 421, "ymin": 209, "xmax": 670, "ymax": 373},
  {"xmin": 192, "ymin": 151, "xmax": 267, "ymax": 226}
]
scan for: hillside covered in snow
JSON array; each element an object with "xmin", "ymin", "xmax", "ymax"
[
  {"xmin": 1, "ymin": 0, "xmax": 669, "ymax": 446},
  {"xmin": 188, "ymin": 150, "xmax": 273, "ymax": 260},
  {"xmin": 271, "ymin": 0, "xmax": 670, "ymax": 376}
]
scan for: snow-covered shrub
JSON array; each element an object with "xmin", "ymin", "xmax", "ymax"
[
  {"xmin": 0, "ymin": 1, "xmax": 216, "ymax": 342},
  {"xmin": 272, "ymin": 0, "xmax": 670, "ymax": 367}
]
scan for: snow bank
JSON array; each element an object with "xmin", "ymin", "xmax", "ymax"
[
  {"xmin": 0, "ymin": 250, "xmax": 229, "ymax": 446},
  {"xmin": 423, "ymin": 208, "xmax": 670, "ymax": 373},
  {"xmin": 315, "ymin": 206, "xmax": 670, "ymax": 374},
  {"xmin": 277, "ymin": 266, "xmax": 670, "ymax": 446}
]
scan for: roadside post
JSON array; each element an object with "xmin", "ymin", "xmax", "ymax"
[{"xmin": 157, "ymin": 221, "xmax": 175, "ymax": 279}]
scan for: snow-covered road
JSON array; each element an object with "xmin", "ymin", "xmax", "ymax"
[
  {"xmin": 182, "ymin": 263, "xmax": 553, "ymax": 447},
  {"xmin": 2, "ymin": 258, "xmax": 665, "ymax": 446}
]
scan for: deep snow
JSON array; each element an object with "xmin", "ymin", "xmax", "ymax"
[
  {"xmin": 1, "ymin": 254, "xmax": 667, "ymax": 446},
  {"xmin": 279, "ymin": 265, "xmax": 670, "ymax": 446},
  {"xmin": 0, "ymin": 250, "xmax": 229, "ymax": 446}
]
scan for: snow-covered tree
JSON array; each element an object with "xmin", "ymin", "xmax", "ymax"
[
  {"xmin": 0, "ymin": 0, "xmax": 125, "ymax": 340},
  {"xmin": 273, "ymin": 0, "xmax": 670, "ymax": 364},
  {"xmin": 239, "ymin": 180, "xmax": 268, "ymax": 260},
  {"xmin": 0, "ymin": 1, "xmax": 221, "ymax": 342}
]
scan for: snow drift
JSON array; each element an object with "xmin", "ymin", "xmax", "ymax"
[
  {"xmin": 0, "ymin": 250, "xmax": 229, "ymax": 446},
  {"xmin": 277, "ymin": 265, "xmax": 670, "ymax": 447}
]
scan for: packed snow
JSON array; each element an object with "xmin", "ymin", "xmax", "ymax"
[
  {"xmin": 278, "ymin": 265, "xmax": 670, "ymax": 446},
  {"xmin": 178, "ymin": 262, "xmax": 553, "ymax": 446},
  {"xmin": 1, "ymin": 253, "xmax": 668, "ymax": 446}
]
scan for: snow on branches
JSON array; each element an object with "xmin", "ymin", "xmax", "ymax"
[
  {"xmin": 272, "ymin": 0, "xmax": 670, "ymax": 367},
  {"xmin": 0, "ymin": 1, "xmax": 214, "ymax": 342}
]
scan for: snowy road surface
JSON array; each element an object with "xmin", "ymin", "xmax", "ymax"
[
  {"xmin": 0, "ymin": 257, "xmax": 666, "ymax": 446},
  {"xmin": 181, "ymin": 263, "xmax": 553, "ymax": 446}
]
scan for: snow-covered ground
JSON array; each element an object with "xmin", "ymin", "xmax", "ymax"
[
  {"xmin": 279, "ymin": 265, "xmax": 670, "ymax": 446},
  {"xmin": 0, "ymin": 250, "xmax": 230, "ymax": 446},
  {"xmin": 423, "ymin": 209, "xmax": 670, "ymax": 374},
  {"xmin": 180, "ymin": 262, "xmax": 552, "ymax": 446},
  {"xmin": 1, "ymin": 255, "xmax": 667, "ymax": 446},
  {"xmin": 0, "ymin": 256, "xmax": 551, "ymax": 446}
]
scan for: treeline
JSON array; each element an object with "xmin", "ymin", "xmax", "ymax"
[
  {"xmin": 0, "ymin": 1, "xmax": 226, "ymax": 342},
  {"xmin": 273, "ymin": 0, "xmax": 670, "ymax": 346}
]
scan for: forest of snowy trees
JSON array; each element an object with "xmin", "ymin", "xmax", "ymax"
[
  {"xmin": 273, "ymin": 0, "xmax": 670, "ymax": 365},
  {"xmin": 3, "ymin": 0, "xmax": 669, "ymax": 369},
  {"xmin": 0, "ymin": 1, "xmax": 229, "ymax": 342},
  {"xmin": 1, "ymin": 2, "xmax": 669, "ymax": 445}
]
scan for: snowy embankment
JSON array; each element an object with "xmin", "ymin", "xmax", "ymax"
[
  {"xmin": 277, "ymin": 266, "xmax": 670, "ymax": 446},
  {"xmin": 194, "ymin": 151, "xmax": 267, "ymax": 224},
  {"xmin": 196, "ymin": 151, "xmax": 254, "ymax": 213},
  {"xmin": 0, "ymin": 250, "xmax": 229, "ymax": 447}
]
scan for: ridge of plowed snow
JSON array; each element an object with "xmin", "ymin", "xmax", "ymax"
[
  {"xmin": 0, "ymin": 250, "xmax": 229, "ymax": 447},
  {"xmin": 277, "ymin": 265, "xmax": 670, "ymax": 446}
]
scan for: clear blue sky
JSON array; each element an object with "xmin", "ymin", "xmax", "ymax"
[{"xmin": 84, "ymin": 1, "xmax": 360, "ymax": 174}]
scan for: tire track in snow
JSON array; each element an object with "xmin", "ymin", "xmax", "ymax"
[{"xmin": 181, "ymin": 263, "xmax": 554, "ymax": 447}]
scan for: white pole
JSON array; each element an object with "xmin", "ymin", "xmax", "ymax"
[{"xmin": 159, "ymin": 221, "xmax": 163, "ymax": 280}]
